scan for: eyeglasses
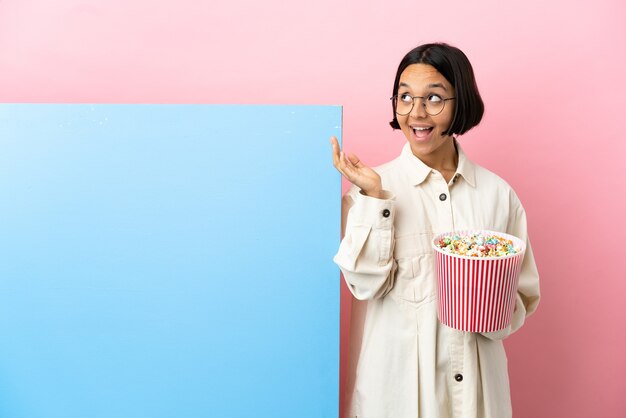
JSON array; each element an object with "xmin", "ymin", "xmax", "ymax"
[{"xmin": 391, "ymin": 93, "xmax": 456, "ymax": 116}]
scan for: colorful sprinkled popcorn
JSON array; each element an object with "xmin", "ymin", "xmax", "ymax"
[{"xmin": 435, "ymin": 233, "xmax": 521, "ymax": 257}]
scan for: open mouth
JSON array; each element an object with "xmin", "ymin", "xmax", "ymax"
[{"xmin": 412, "ymin": 126, "xmax": 433, "ymax": 139}]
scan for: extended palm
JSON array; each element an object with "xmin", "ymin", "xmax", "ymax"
[{"xmin": 330, "ymin": 136, "xmax": 382, "ymax": 198}]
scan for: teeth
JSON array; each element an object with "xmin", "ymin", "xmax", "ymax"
[{"xmin": 413, "ymin": 127, "xmax": 431, "ymax": 131}]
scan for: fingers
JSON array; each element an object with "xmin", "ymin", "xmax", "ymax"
[
  {"xmin": 338, "ymin": 151, "xmax": 352, "ymax": 177},
  {"xmin": 342, "ymin": 152, "xmax": 358, "ymax": 173},
  {"xmin": 347, "ymin": 153, "xmax": 362, "ymax": 168},
  {"xmin": 330, "ymin": 136, "xmax": 341, "ymax": 167},
  {"xmin": 343, "ymin": 152, "xmax": 364, "ymax": 177},
  {"xmin": 338, "ymin": 152, "xmax": 359, "ymax": 185},
  {"xmin": 330, "ymin": 136, "xmax": 361, "ymax": 183},
  {"xmin": 330, "ymin": 136, "xmax": 346, "ymax": 172}
]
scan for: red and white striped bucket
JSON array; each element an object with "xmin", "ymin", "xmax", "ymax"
[{"xmin": 432, "ymin": 230, "xmax": 526, "ymax": 333}]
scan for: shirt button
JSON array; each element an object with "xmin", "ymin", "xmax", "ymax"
[
  {"xmin": 439, "ymin": 193, "xmax": 447, "ymax": 201},
  {"xmin": 454, "ymin": 373, "xmax": 463, "ymax": 382},
  {"xmin": 382, "ymin": 209, "xmax": 390, "ymax": 218}
]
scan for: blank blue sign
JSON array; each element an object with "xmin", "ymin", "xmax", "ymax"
[{"xmin": 0, "ymin": 104, "xmax": 341, "ymax": 418}]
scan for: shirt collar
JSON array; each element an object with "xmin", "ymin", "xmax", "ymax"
[
  {"xmin": 454, "ymin": 141, "xmax": 476, "ymax": 187},
  {"xmin": 400, "ymin": 143, "xmax": 431, "ymax": 186},
  {"xmin": 400, "ymin": 140, "xmax": 476, "ymax": 187}
]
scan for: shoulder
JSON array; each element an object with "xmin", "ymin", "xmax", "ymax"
[
  {"xmin": 373, "ymin": 154, "xmax": 403, "ymax": 175},
  {"xmin": 373, "ymin": 154, "xmax": 407, "ymax": 184},
  {"xmin": 474, "ymin": 163, "xmax": 511, "ymax": 190},
  {"xmin": 473, "ymin": 163, "xmax": 512, "ymax": 189},
  {"xmin": 473, "ymin": 162, "xmax": 524, "ymax": 209}
]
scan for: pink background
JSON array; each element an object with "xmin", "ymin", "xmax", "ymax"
[{"xmin": 1, "ymin": 0, "xmax": 625, "ymax": 416}]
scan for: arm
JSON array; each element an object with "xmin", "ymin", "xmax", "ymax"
[
  {"xmin": 481, "ymin": 190, "xmax": 540, "ymax": 340},
  {"xmin": 329, "ymin": 136, "xmax": 398, "ymax": 300},
  {"xmin": 333, "ymin": 187, "xmax": 398, "ymax": 300}
]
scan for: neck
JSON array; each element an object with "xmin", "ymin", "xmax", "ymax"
[{"xmin": 416, "ymin": 137, "xmax": 459, "ymax": 177}]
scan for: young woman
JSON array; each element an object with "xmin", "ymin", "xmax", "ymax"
[{"xmin": 331, "ymin": 43, "xmax": 540, "ymax": 418}]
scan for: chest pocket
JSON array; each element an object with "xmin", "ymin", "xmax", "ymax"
[{"xmin": 390, "ymin": 232, "xmax": 437, "ymax": 306}]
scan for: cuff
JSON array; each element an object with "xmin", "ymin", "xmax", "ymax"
[{"xmin": 347, "ymin": 189, "xmax": 396, "ymax": 229}]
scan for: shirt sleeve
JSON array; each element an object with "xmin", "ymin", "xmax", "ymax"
[
  {"xmin": 333, "ymin": 186, "xmax": 398, "ymax": 300},
  {"xmin": 481, "ymin": 189, "xmax": 541, "ymax": 340}
]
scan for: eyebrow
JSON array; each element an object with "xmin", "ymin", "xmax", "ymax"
[
  {"xmin": 399, "ymin": 82, "xmax": 448, "ymax": 91},
  {"xmin": 427, "ymin": 83, "xmax": 448, "ymax": 91}
]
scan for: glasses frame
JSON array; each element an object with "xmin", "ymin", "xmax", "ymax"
[{"xmin": 391, "ymin": 94, "xmax": 456, "ymax": 116}]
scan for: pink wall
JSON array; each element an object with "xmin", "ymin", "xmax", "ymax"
[{"xmin": 2, "ymin": 1, "xmax": 625, "ymax": 416}]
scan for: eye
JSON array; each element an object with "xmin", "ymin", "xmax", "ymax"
[
  {"xmin": 427, "ymin": 94, "xmax": 443, "ymax": 103},
  {"xmin": 399, "ymin": 93, "xmax": 413, "ymax": 103}
]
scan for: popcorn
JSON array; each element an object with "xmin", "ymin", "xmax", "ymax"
[{"xmin": 435, "ymin": 233, "xmax": 521, "ymax": 257}]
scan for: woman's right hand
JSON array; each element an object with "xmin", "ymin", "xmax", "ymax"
[{"xmin": 330, "ymin": 136, "xmax": 383, "ymax": 199}]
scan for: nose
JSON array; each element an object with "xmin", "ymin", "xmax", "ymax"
[{"xmin": 409, "ymin": 97, "xmax": 427, "ymax": 118}]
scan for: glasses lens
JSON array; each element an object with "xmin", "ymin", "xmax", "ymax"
[
  {"xmin": 394, "ymin": 95, "xmax": 412, "ymax": 116},
  {"xmin": 425, "ymin": 96, "xmax": 444, "ymax": 116}
]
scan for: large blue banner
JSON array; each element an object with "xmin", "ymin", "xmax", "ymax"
[{"xmin": 0, "ymin": 104, "xmax": 341, "ymax": 418}]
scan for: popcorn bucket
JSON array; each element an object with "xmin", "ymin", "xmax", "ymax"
[{"xmin": 432, "ymin": 230, "xmax": 526, "ymax": 333}]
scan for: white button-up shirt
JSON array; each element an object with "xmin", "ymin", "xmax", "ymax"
[{"xmin": 334, "ymin": 142, "xmax": 540, "ymax": 418}]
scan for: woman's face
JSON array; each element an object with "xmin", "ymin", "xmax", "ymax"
[{"xmin": 396, "ymin": 63, "xmax": 456, "ymax": 160}]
